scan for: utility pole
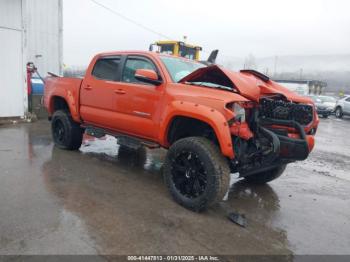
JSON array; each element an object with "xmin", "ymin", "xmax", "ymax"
[
  {"xmin": 273, "ymin": 56, "xmax": 278, "ymax": 77},
  {"xmin": 265, "ymin": 67, "xmax": 269, "ymax": 76}
]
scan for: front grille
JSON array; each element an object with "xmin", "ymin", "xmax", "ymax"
[{"xmin": 259, "ymin": 98, "xmax": 313, "ymax": 125}]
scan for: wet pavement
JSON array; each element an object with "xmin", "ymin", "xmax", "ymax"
[{"xmin": 0, "ymin": 117, "xmax": 349, "ymax": 256}]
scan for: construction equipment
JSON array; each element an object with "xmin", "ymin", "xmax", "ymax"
[{"xmin": 149, "ymin": 40, "xmax": 202, "ymax": 60}]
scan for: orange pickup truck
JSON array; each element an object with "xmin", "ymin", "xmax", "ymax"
[{"xmin": 44, "ymin": 51, "xmax": 319, "ymax": 212}]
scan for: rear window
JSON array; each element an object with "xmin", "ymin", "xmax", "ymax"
[{"xmin": 92, "ymin": 57, "xmax": 121, "ymax": 81}]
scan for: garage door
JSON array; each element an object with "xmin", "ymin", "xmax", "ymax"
[{"xmin": 0, "ymin": 0, "xmax": 25, "ymax": 117}]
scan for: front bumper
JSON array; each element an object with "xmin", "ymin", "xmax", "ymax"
[
  {"xmin": 260, "ymin": 118, "xmax": 311, "ymax": 160},
  {"xmin": 236, "ymin": 117, "xmax": 314, "ymax": 176},
  {"xmin": 316, "ymin": 108, "xmax": 332, "ymax": 116}
]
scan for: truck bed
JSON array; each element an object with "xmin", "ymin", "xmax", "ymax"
[{"xmin": 44, "ymin": 76, "xmax": 83, "ymax": 119}]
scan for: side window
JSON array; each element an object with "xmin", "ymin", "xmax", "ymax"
[
  {"xmin": 122, "ymin": 57, "xmax": 157, "ymax": 84},
  {"xmin": 345, "ymin": 97, "xmax": 350, "ymax": 102},
  {"xmin": 160, "ymin": 44, "xmax": 175, "ymax": 55},
  {"xmin": 179, "ymin": 46, "xmax": 196, "ymax": 60},
  {"xmin": 92, "ymin": 57, "xmax": 121, "ymax": 81}
]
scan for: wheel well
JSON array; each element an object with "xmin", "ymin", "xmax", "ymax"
[
  {"xmin": 336, "ymin": 106, "xmax": 342, "ymax": 111},
  {"xmin": 52, "ymin": 96, "xmax": 69, "ymax": 112},
  {"xmin": 167, "ymin": 116, "xmax": 219, "ymax": 146}
]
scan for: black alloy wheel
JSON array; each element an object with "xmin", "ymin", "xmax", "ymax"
[
  {"xmin": 163, "ymin": 137, "xmax": 230, "ymax": 212},
  {"xmin": 171, "ymin": 151, "xmax": 207, "ymax": 199}
]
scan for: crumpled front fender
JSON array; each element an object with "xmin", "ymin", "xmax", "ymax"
[{"xmin": 159, "ymin": 100, "xmax": 235, "ymax": 159}]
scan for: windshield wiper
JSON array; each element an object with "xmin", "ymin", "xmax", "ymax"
[{"xmin": 184, "ymin": 81, "xmax": 233, "ymax": 91}]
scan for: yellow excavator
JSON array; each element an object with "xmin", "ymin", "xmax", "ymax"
[{"xmin": 149, "ymin": 40, "xmax": 202, "ymax": 61}]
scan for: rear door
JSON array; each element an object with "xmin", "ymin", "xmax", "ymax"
[
  {"xmin": 113, "ymin": 55, "xmax": 164, "ymax": 139},
  {"xmin": 79, "ymin": 56, "xmax": 123, "ymax": 129}
]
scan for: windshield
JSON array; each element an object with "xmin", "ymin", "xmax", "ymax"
[
  {"xmin": 309, "ymin": 96, "xmax": 322, "ymax": 103},
  {"xmin": 319, "ymin": 96, "xmax": 336, "ymax": 103},
  {"xmin": 160, "ymin": 56, "xmax": 205, "ymax": 82},
  {"xmin": 179, "ymin": 46, "xmax": 197, "ymax": 60},
  {"xmin": 159, "ymin": 44, "xmax": 175, "ymax": 55}
]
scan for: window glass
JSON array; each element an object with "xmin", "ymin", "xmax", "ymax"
[
  {"xmin": 160, "ymin": 56, "xmax": 205, "ymax": 82},
  {"xmin": 122, "ymin": 57, "xmax": 157, "ymax": 83},
  {"xmin": 345, "ymin": 97, "xmax": 350, "ymax": 102},
  {"xmin": 179, "ymin": 46, "xmax": 196, "ymax": 60},
  {"xmin": 319, "ymin": 96, "xmax": 336, "ymax": 103},
  {"xmin": 159, "ymin": 44, "xmax": 175, "ymax": 55},
  {"xmin": 92, "ymin": 57, "xmax": 120, "ymax": 81}
]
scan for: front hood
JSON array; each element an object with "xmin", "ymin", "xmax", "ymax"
[
  {"xmin": 315, "ymin": 102, "xmax": 326, "ymax": 109},
  {"xmin": 323, "ymin": 102, "xmax": 336, "ymax": 108},
  {"xmin": 179, "ymin": 65, "xmax": 311, "ymax": 104}
]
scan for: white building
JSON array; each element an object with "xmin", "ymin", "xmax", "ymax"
[
  {"xmin": 275, "ymin": 80, "xmax": 327, "ymax": 96},
  {"xmin": 0, "ymin": 0, "xmax": 63, "ymax": 117}
]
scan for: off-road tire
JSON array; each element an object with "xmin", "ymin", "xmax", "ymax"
[
  {"xmin": 335, "ymin": 107, "xmax": 343, "ymax": 119},
  {"xmin": 51, "ymin": 110, "xmax": 84, "ymax": 150},
  {"xmin": 163, "ymin": 137, "xmax": 230, "ymax": 212},
  {"xmin": 243, "ymin": 164, "xmax": 287, "ymax": 184}
]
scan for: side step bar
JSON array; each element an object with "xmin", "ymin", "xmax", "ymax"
[{"xmin": 84, "ymin": 125, "xmax": 160, "ymax": 149}]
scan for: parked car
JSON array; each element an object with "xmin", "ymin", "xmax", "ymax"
[
  {"xmin": 335, "ymin": 95, "xmax": 350, "ymax": 118},
  {"xmin": 318, "ymin": 96, "xmax": 337, "ymax": 112},
  {"xmin": 44, "ymin": 51, "xmax": 319, "ymax": 212},
  {"xmin": 308, "ymin": 95, "xmax": 335, "ymax": 118}
]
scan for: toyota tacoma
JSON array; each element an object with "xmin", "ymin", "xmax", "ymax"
[{"xmin": 44, "ymin": 51, "xmax": 319, "ymax": 212}]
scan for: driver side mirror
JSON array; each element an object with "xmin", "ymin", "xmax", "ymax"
[{"xmin": 134, "ymin": 69, "xmax": 162, "ymax": 86}]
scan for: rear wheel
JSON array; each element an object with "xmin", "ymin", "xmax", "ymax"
[
  {"xmin": 51, "ymin": 110, "xmax": 84, "ymax": 150},
  {"xmin": 163, "ymin": 137, "xmax": 230, "ymax": 212},
  {"xmin": 335, "ymin": 107, "xmax": 343, "ymax": 118},
  {"xmin": 243, "ymin": 164, "xmax": 287, "ymax": 184}
]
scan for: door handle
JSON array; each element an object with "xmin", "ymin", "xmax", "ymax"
[
  {"xmin": 84, "ymin": 85, "xmax": 93, "ymax": 90},
  {"xmin": 114, "ymin": 89, "xmax": 126, "ymax": 94}
]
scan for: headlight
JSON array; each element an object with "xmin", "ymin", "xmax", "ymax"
[{"xmin": 233, "ymin": 103, "xmax": 246, "ymax": 122}]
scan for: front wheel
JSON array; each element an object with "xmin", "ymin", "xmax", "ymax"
[
  {"xmin": 243, "ymin": 164, "xmax": 287, "ymax": 184},
  {"xmin": 335, "ymin": 107, "xmax": 343, "ymax": 118},
  {"xmin": 163, "ymin": 137, "xmax": 230, "ymax": 212},
  {"xmin": 51, "ymin": 110, "xmax": 84, "ymax": 150}
]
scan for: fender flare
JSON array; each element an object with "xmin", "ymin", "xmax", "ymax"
[
  {"xmin": 159, "ymin": 101, "xmax": 234, "ymax": 159},
  {"xmin": 47, "ymin": 90, "xmax": 80, "ymax": 122}
]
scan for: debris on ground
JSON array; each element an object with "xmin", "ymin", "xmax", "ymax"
[{"xmin": 228, "ymin": 212, "xmax": 247, "ymax": 228}]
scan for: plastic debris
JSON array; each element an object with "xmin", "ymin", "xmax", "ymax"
[{"xmin": 228, "ymin": 212, "xmax": 247, "ymax": 228}]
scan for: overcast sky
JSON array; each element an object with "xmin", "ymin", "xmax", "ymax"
[{"xmin": 63, "ymin": 0, "xmax": 350, "ymax": 66}]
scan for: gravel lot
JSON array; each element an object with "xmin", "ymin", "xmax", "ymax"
[{"xmin": 0, "ymin": 117, "xmax": 349, "ymax": 256}]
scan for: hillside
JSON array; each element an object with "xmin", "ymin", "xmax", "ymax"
[{"xmin": 218, "ymin": 54, "xmax": 350, "ymax": 92}]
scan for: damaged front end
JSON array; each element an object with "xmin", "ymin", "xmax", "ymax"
[
  {"xmin": 179, "ymin": 64, "xmax": 317, "ymax": 176},
  {"xmin": 229, "ymin": 97, "xmax": 315, "ymax": 176}
]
